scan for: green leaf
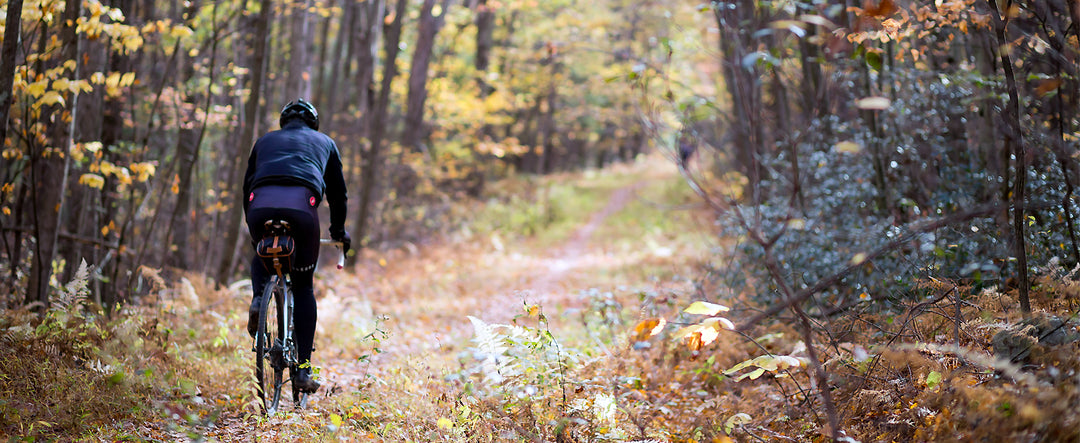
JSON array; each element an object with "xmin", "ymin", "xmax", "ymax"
[
  {"xmin": 107, "ymin": 371, "xmax": 125, "ymax": 385},
  {"xmin": 724, "ymin": 412, "xmax": 752, "ymax": 434},
  {"xmin": 927, "ymin": 371, "xmax": 942, "ymax": 389},
  {"xmin": 866, "ymin": 50, "xmax": 883, "ymax": 72}
]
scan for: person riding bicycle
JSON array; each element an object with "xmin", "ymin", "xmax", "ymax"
[{"xmin": 242, "ymin": 98, "xmax": 350, "ymax": 393}]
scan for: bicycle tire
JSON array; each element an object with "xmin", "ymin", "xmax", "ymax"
[{"xmin": 255, "ymin": 276, "xmax": 286, "ymax": 414}]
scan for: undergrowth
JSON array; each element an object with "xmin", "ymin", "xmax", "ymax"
[
  {"xmin": 4, "ymin": 157, "xmax": 1076, "ymax": 442},
  {"xmin": 0, "ymin": 269, "xmax": 256, "ymax": 440}
]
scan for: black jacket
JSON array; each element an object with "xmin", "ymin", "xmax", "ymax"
[{"xmin": 243, "ymin": 120, "xmax": 348, "ymax": 236}]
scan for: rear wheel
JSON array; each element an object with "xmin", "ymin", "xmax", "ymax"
[{"xmin": 256, "ymin": 276, "xmax": 286, "ymax": 414}]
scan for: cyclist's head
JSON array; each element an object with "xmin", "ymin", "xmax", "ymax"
[{"xmin": 280, "ymin": 99, "xmax": 319, "ymax": 130}]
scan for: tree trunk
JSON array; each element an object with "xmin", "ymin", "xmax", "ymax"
[
  {"xmin": 714, "ymin": 0, "xmax": 765, "ymax": 193},
  {"xmin": 0, "ymin": 0, "xmax": 25, "ymax": 150},
  {"xmin": 219, "ymin": 0, "xmax": 274, "ymax": 283},
  {"xmin": 27, "ymin": 0, "xmax": 81, "ymax": 308},
  {"xmin": 321, "ymin": 0, "xmax": 357, "ymax": 133},
  {"xmin": 355, "ymin": 0, "xmax": 386, "ymax": 136},
  {"xmin": 312, "ymin": 0, "xmax": 337, "ymax": 105},
  {"xmin": 475, "ymin": 0, "xmax": 495, "ymax": 97},
  {"xmin": 401, "ymin": 0, "xmax": 453, "ymax": 151},
  {"xmin": 166, "ymin": 0, "xmax": 210, "ymax": 270},
  {"xmin": 986, "ymin": 0, "xmax": 1030, "ymax": 314},
  {"xmin": 539, "ymin": 64, "xmax": 559, "ymax": 174},
  {"xmin": 285, "ymin": 0, "xmax": 313, "ymax": 99},
  {"xmin": 354, "ymin": 0, "xmax": 408, "ymax": 249}
]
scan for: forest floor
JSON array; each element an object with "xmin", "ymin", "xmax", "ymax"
[
  {"xmin": 213, "ymin": 155, "xmax": 714, "ymax": 441},
  {"xmin": 4, "ymin": 153, "xmax": 1079, "ymax": 442},
  {"xmin": 109, "ymin": 154, "xmax": 715, "ymax": 441}
]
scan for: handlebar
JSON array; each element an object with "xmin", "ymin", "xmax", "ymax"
[{"xmin": 320, "ymin": 239, "xmax": 346, "ymax": 269}]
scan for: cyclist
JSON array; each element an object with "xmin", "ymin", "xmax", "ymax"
[{"xmin": 242, "ymin": 98, "xmax": 350, "ymax": 393}]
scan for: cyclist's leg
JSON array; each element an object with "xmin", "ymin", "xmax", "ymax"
[
  {"xmin": 291, "ymin": 269, "xmax": 317, "ymax": 364},
  {"xmin": 247, "ymin": 254, "xmax": 272, "ymax": 336},
  {"xmin": 282, "ymin": 191, "xmax": 321, "ymax": 392},
  {"xmin": 291, "ymin": 270, "xmax": 320, "ymax": 392}
]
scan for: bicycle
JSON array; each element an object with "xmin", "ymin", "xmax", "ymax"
[{"xmin": 253, "ymin": 219, "xmax": 345, "ymax": 414}]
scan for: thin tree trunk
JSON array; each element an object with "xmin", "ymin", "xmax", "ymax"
[
  {"xmin": 475, "ymin": 0, "xmax": 495, "ymax": 97},
  {"xmin": 312, "ymin": 0, "xmax": 337, "ymax": 104},
  {"xmin": 0, "ymin": 0, "xmax": 25, "ymax": 150},
  {"xmin": 321, "ymin": 0, "xmax": 357, "ymax": 132},
  {"xmin": 355, "ymin": 0, "xmax": 385, "ymax": 135},
  {"xmin": 986, "ymin": 0, "xmax": 1030, "ymax": 314},
  {"xmin": 285, "ymin": 0, "xmax": 313, "ymax": 99},
  {"xmin": 402, "ymin": 0, "xmax": 453, "ymax": 151},
  {"xmin": 354, "ymin": 0, "xmax": 407, "ymax": 248},
  {"xmin": 27, "ymin": 0, "xmax": 81, "ymax": 308},
  {"xmin": 220, "ymin": 0, "xmax": 274, "ymax": 283}
]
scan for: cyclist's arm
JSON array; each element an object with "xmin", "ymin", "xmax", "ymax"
[
  {"xmin": 242, "ymin": 146, "xmax": 258, "ymax": 215},
  {"xmin": 323, "ymin": 142, "xmax": 348, "ymax": 237}
]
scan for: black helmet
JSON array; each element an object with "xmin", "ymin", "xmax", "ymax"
[{"xmin": 280, "ymin": 99, "xmax": 319, "ymax": 130}]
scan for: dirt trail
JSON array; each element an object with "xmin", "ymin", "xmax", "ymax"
[{"xmin": 305, "ymin": 179, "xmax": 647, "ymax": 409}]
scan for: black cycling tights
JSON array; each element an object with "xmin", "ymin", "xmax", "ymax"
[{"xmin": 247, "ymin": 185, "xmax": 321, "ymax": 366}]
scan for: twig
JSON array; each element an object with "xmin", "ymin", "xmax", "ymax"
[{"xmin": 735, "ymin": 203, "xmax": 1057, "ymax": 332}]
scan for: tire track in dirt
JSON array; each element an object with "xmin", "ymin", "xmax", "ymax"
[
  {"xmin": 504, "ymin": 181, "xmax": 644, "ymax": 315},
  {"xmin": 306, "ymin": 180, "xmax": 647, "ymax": 408}
]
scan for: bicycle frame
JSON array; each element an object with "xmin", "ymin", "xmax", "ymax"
[{"xmin": 254, "ymin": 231, "xmax": 345, "ymax": 414}]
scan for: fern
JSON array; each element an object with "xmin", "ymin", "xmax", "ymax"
[
  {"xmin": 53, "ymin": 259, "xmax": 92, "ymax": 310},
  {"xmin": 464, "ymin": 315, "xmax": 576, "ymax": 400}
]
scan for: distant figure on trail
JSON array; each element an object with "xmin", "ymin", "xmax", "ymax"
[{"xmin": 242, "ymin": 99, "xmax": 350, "ymax": 393}]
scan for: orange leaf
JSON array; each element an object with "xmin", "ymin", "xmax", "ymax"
[
  {"xmin": 686, "ymin": 332, "xmax": 703, "ymax": 352},
  {"xmin": 863, "ymin": 0, "xmax": 897, "ymax": 18},
  {"xmin": 1036, "ymin": 78, "xmax": 1062, "ymax": 97},
  {"xmin": 633, "ymin": 317, "xmax": 666, "ymax": 341}
]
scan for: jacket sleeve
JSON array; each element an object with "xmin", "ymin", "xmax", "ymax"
[
  {"xmin": 324, "ymin": 142, "xmax": 349, "ymax": 237},
  {"xmin": 242, "ymin": 145, "xmax": 258, "ymax": 215}
]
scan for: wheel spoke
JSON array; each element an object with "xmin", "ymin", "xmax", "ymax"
[{"xmin": 255, "ymin": 276, "xmax": 284, "ymax": 414}]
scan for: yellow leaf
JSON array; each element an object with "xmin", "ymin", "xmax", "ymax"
[
  {"xmin": 27, "ymin": 80, "xmax": 48, "ymax": 97},
  {"xmin": 53, "ymin": 78, "xmax": 71, "ymax": 91},
  {"xmin": 855, "ymin": 97, "xmax": 891, "ymax": 110},
  {"xmin": 436, "ymin": 417, "xmax": 453, "ymax": 430},
  {"xmin": 2, "ymin": 207, "xmax": 10, "ymax": 216},
  {"xmin": 833, "ymin": 140, "xmax": 862, "ymax": 154},
  {"xmin": 851, "ymin": 252, "xmax": 868, "ymax": 265},
  {"xmin": 697, "ymin": 325, "xmax": 720, "ymax": 346},
  {"xmin": 701, "ymin": 316, "xmax": 735, "ymax": 331},
  {"xmin": 684, "ymin": 301, "xmax": 730, "ymax": 315},
  {"xmin": 79, "ymin": 173, "xmax": 105, "ymax": 189},
  {"xmin": 526, "ymin": 304, "xmax": 541, "ymax": 317},
  {"xmin": 105, "ymin": 72, "xmax": 121, "ymax": 88},
  {"xmin": 330, "ymin": 413, "xmax": 343, "ymax": 427},
  {"xmin": 170, "ymin": 25, "xmax": 194, "ymax": 39},
  {"xmin": 119, "ymin": 72, "xmax": 136, "ymax": 87},
  {"xmin": 378, "ymin": 258, "xmax": 387, "ymax": 267}
]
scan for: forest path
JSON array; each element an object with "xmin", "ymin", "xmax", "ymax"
[
  {"xmin": 228, "ymin": 155, "xmax": 709, "ymax": 438},
  {"xmin": 314, "ymin": 176, "xmax": 647, "ymax": 396}
]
